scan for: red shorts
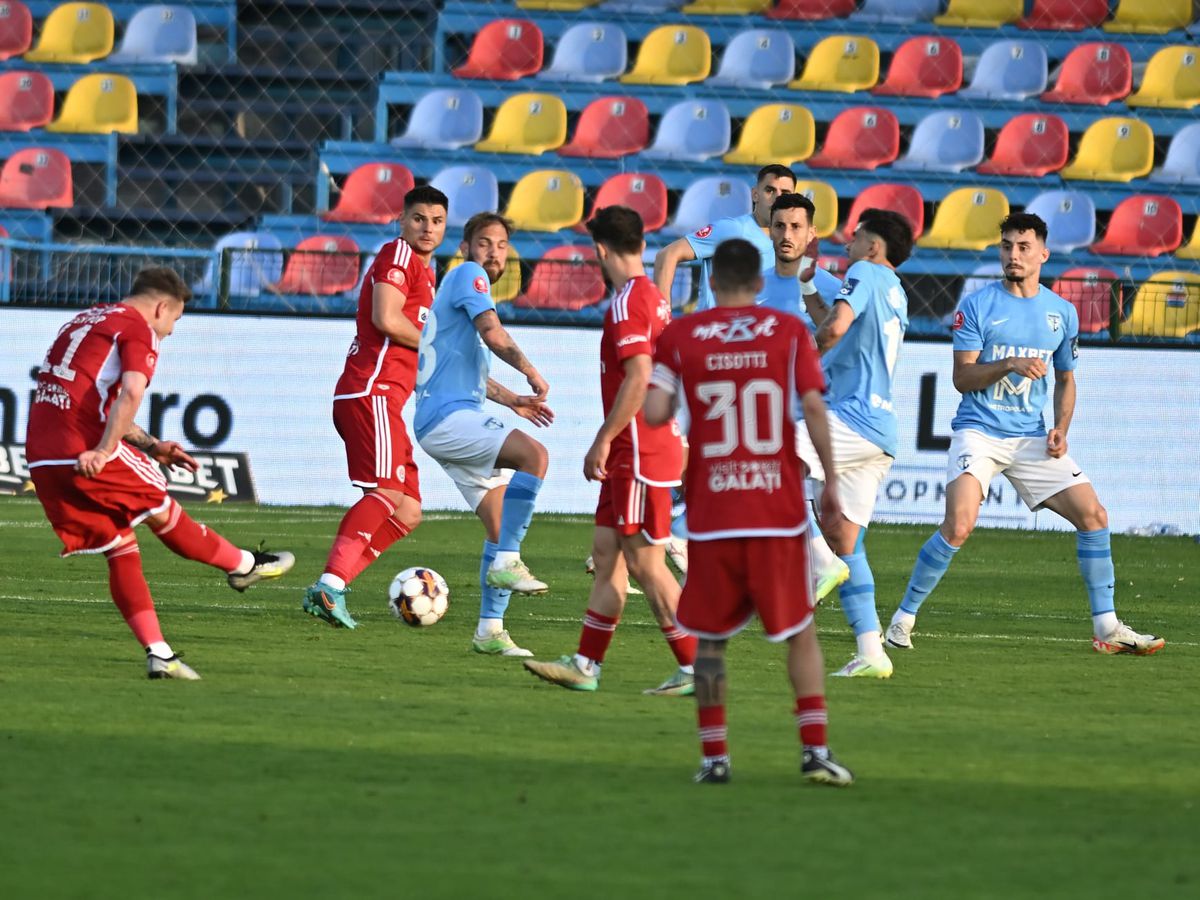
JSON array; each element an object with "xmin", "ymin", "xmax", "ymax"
[
  {"xmin": 333, "ymin": 393, "xmax": 420, "ymax": 499},
  {"xmin": 30, "ymin": 445, "xmax": 170, "ymax": 556},
  {"xmin": 677, "ymin": 535, "xmax": 814, "ymax": 642},
  {"xmin": 594, "ymin": 471, "xmax": 672, "ymax": 543}
]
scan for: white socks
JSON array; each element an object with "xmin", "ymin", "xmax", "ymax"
[
  {"xmin": 891, "ymin": 610, "xmax": 916, "ymax": 630},
  {"xmin": 318, "ymin": 573, "xmax": 346, "ymax": 591},
  {"xmin": 146, "ymin": 641, "xmax": 174, "ymax": 660},
  {"xmin": 230, "ymin": 550, "xmax": 255, "ymax": 576},
  {"xmin": 476, "ymin": 617, "xmax": 504, "ymax": 638},
  {"xmin": 492, "ymin": 550, "xmax": 519, "ymax": 568},
  {"xmin": 856, "ymin": 630, "xmax": 888, "ymax": 660},
  {"xmin": 573, "ymin": 653, "xmax": 600, "ymax": 676},
  {"xmin": 1092, "ymin": 611, "xmax": 1119, "ymax": 639}
]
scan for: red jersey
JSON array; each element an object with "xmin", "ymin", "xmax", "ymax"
[
  {"xmin": 650, "ymin": 306, "xmax": 825, "ymax": 540},
  {"xmin": 334, "ymin": 238, "xmax": 435, "ymax": 400},
  {"xmin": 601, "ymin": 275, "xmax": 682, "ymax": 485},
  {"xmin": 25, "ymin": 304, "xmax": 159, "ymax": 465}
]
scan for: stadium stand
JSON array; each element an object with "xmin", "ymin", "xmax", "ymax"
[
  {"xmin": 1019, "ymin": 0, "xmax": 1108, "ymax": 32},
  {"xmin": 707, "ymin": 28, "xmax": 795, "ymax": 89},
  {"xmin": 390, "ymin": 88, "xmax": 483, "ymax": 150},
  {"xmin": 452, "ymin": 18, "xmax": 543, "ymax": 80},
  {"xmin": 640, "ymin": 98, "xmax": 730, "ymax": 162},
  {"xmin": 321, "ymin": 161, "xmax": 413, "ymax": 224},
  {"xmin": 1104, "ymin": 0, "xmax": 1194, "ymax": 35},
  {"xmin": 917, "ymin": 187, "xmax": 1009, "ymax": 251},
  {"xmin": 1126, "ymin": 46, "xmax": 1200, "ymax": 110},
  {"xmin": 788, "ymin": 35, "xmax": 879, "ymax": 93},
  {"xmin": 0, "ymin": 70, "xmax": 54, "ymax": 130},
  {"xmin": 579, "ymin": 172, "xmax": 667, "ymax": 233},
  {"xmin": 806, "ymin": 106, "xmax": 898, "ymax": 169},
  {"xmin": 1060, "ymin": 117, "xmax": 1155, "ymax": 182},
  {"xmin": 0, "ymin": 146, "xmax": 72, "ymax": 207},
  {"xmin": 0, "ymin": 2, "xmax": 33, "ymax": 61},
  {"xmin": 503, "ymin": 168, "xmax": 584, "ymax": 231},
  {"xmin": 871, "ymin": 35, "xmax": 962, "ymax": 98},
  {"xmin": 723, "ymin": 102, "xmax": 814, "ymax": 166},
  {"xmin": 108, "ymin": 5, "xmax": 197, "ymax": 64},
  {"xmin": 976, "ymin": 113, "xmax": 1070, "ymax": 177},
  {"xmin": 44, "ymin": 72, "xmax": 136, "ymax": 134},
  {"xmin": 958, "ymin": 39, "xmax": 1047, "ymax": 100},
  {"xmin": 1089, "ymin": 195, "xmax": 1183, "ymax": 257},
  {"xmin": 24, "ymin": 2, "xmax": 113, "ymax": 63},
  {"xmin": 892, "ymin": 110, "xmax": 985, "ymax": 173},
  {"xmin": 1039, "ymin": 42, "xmax": 1132, "ymax": 105},
  {"xmin": 474, "ymin": 92, "xmax": 567, "ymax": 155},
  {"xmin": 558, "ymin": 95, "xmax": 649, "ymax": 158},
  {"xmin": 538, "ymin": 20, "xmax": 626, "ymax": 83},
  {"xmin": 619, "ymin": 24, "xmax": 710, "ymax": 86},
  {"xmin": 851, "ymin": 0, "xmax": 939, "ymax": 24}
]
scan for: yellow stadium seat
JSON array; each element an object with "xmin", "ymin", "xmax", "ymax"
[
  {"xmin": 24, "ymin": 2, "xmax": 113, "ymax": 63},
  {"xmin": 504, "ymin": 170, "xmax": 584, "ymax": 232},
  {"xmin": 1060, "ymin": 117, "xmax": 1154, "ymax": 183},
  {"xmin": 620, "ymin": 25, "xmax": 711, "ymax": 86},
  {"xmin": 1173, "ymin": 220, "xmax": 1200, "ymax": 260},
  {"xmin": 1122, "ymin": 271, "xmax": 1200, "ymax": 338},
  {"xmin": 475, "ymin": 93, "xmax": 567, "ymax": 155},
  {"xmin": 1126, "ymin": 46, "xmax": 1200, "ymax": 110},
  {"xmin": 917, "ymin": 188, "xmax": 1009, "ymax": 251},
  {"xmin": 446, "ymin": 247, "xmax": 523, "ymax": 303},
  {"xmin": 788, "ymin": 35, "xmax": 879, "ymax": 94},
  {"xmin": 44, "ymin": 73, "xmax": 136, "ymax": 134},
  {"xmin": 681, "ymin": 0, "xmax": 770, "ymax": 13},
  {"xmin": 934, "ymin": 0, "xmax": 1023, "ymax": 27},
  {"xmin": 724, "ymin": 103, "xmax": 815, "ymax": 167},
  {"xmin": 1104, "ymin": 0, "xmax": 1193, "ymax": 35},
  {"xmin": 791, "ymin": 180, "xmax": 838, "ymax": 239},
  {"xmin": 516, "ymin": 0, "xmax": 598, "ymax": 10}
]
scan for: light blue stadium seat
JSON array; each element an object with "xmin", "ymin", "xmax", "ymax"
[
  {"xmin": 959, "ymin": 263, "xmax": 1003, "ymax": 304},
  {"xmin": 196, "ymin": 231, "xmax": 284, "ymax": 306},
  {"xmin": 708, "ymin": 29, "xmax": 796, "ymax": 90},
  {"xmin": 539, "ymin": 22, "xmax": 627, "ymax": 83},
  {"xmin": 1024, "ymin": 190, "xmax": 1097, "ymax": 253},
  {"xmin": 892, "ymin": 110, "xmax": 984, "ymax": 173},
  {"xmin": 661, "ymin": 175, "xmax": 752, "ymax": 237},
  {"xmin": 1149, "ymin": 122, "xmax": 1200, "ymax": 186},
  {"xmin": 959, "ymin": 40, "xmax": 1048, "ymax": 101},
  {"xmin": 390, "ymin": 88, "xmax": 483, "ymax": 150},
  {"xmin": 641, "ymin": 99, "xmax": 731, "ymax": 162},
  {"xmin": 430, "ymin": 165, "xmax": 500, "ymax": 228},
  {"xmin": 108, "ymin": 5, "xmax": 197, "ymax": 65},
  {"xmin": 851, "ymin": 0, "xmax": 940, "ymax": 23},
  {"xmin": 601, "ymin": 0, "xmax": 681, "ymax": 12}
]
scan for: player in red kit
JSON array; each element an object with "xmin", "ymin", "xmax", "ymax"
[
  {"xmin": 302, "ymin": 185, "xmax": 448, "ymax": 629},
  {"xmin": 524, "ymin": 206, "xmax": 693, "ymax": 695},
  {"xmin": 644, "ymin": 239, "xmax": 855, "ymax": 785},
  {"xmin": 26, "ymin": 268, "xmax": 295, "ymax": 680}
]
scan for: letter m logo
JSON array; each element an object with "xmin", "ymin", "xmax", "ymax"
[{"xmin": 992, "ymin": 376, "xmax": 1033, "ymax": 410}]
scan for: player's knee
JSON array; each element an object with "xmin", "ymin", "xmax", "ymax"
[
  {"xmin": 942, "ymin": 517, "xmax": 974, "ymax": 546},
  {"xmin": 523, "ymin": 440, "xmax": 549, "ymax": 478},
  {"xmin": 1082, "ymin": 504, "xmax": 1108, "ymax": 532}
]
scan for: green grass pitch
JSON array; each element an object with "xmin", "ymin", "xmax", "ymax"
[{"xmin": 0, "ymin": 497, "xmax": 1196, "ymax": 899}]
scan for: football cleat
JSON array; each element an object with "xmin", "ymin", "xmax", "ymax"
[
  {"xmin": 885, "ymin": 620, "xmax": 914, "ymax": 650},
  {"xmin": 486, "ymin": 559, "xmax": 548, "ymax": 594},
  {"xmin": 694, "ymin": 760, "xmax": 731, "ymax": 784},
  {"xmin": 147, "ymin": 653, "xmax": 201, "ymax": 681},
  {"xmin": 665, "ymin": 536, "xmax": 689, "ymax": 576},
  {"xmin": 227, "ymin": 548, "xmax": 295, "ymax": 592},
  {"xmin": 813, "ymin": 558, "xmax": 850, "ymax": 605},
  {"xmin": 830, "ymin": 653, "xmax": 893, "ymax": 679},
  {"xmin": 644, "ymin": 667, "xmax": 695, "ymax": 696},
  {"xmin": 301, "ymin": 582, "xmax": 358, "ymax": 629},
  {"xmin": 1092, "ymin": 622, "xmax": 1165, "ymax": 656},
  {"xmin": 523, "ymin": 655, "xmax": 599, "ymax": 691},
  {"xmin": 802, "ymin": 748, "xmax": 854, "ymax": 786},
  {"xmin": 472, "ymin": 630, "xmax": 534, "ymax": 658}
]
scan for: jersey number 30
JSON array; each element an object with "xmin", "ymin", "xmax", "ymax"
[{"xmin": 695, "ymin": 378, "xmax": 783, "ymax": 458}]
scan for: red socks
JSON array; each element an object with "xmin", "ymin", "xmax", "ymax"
[
  {"xmin": 105, "ymin": 541, "xmax": 163, "ymax": 647},
  {"xmin": 324, "ymin": 492, "xmax": 396, "ymax": 583},
  {"xmin": 341, "ymin": 516, "xmax": 412, "ymax": 584},
  {"xmin": 795, "ymin": 695, "xmax": 828, "ymax": 749},
  {"xmin": 150, "ymin": 501, "xmax": 244, "ymax": 573},
  {"xmin": 660, "ymin": 624, "xmax": 698, "ymax": 667},
  {"xmin": 577, "ymin": 609, "xmax": 620, "ymax": 664},
  {"xmin": 698, "ymin": 705, "xmax": 728, "ymax": 761}
]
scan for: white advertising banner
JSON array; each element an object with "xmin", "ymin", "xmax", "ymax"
[{"xmin": 2, "ymin": 309, "xmax": 1197, "ymax": 534}]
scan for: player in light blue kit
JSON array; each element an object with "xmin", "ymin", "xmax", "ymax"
[
  {"xmin": 795, "ymin": 208, "xmax": 915, "ymax": 679},
  {"xmin": 886, "ymin": 213, "xmax": 1165, "ymax": 657},
  {"xmin": 415, "ymin": 212, "xmax": 554, "ymax": 657}
]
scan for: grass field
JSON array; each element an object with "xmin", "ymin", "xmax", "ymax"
[{"xmin": 0, "ymin": 497, "xmax": 1196, "ymax": 899}]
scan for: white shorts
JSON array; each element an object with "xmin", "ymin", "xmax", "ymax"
[
  {"xmin": 795, "ymin": 411, "xmax": 892, "ymax": 528},
  {"xmin": 417, "ymin": 409, "xmax": 513, "ymax": 511},
  {"xmin": 947, "ymin": 429, "xmax": 1090, "ymax": 511}
]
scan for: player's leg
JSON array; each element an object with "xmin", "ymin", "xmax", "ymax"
[
  {"xmin": 470, "ymin": 485, "xmax": 530, "ymax": 657},
  {"xmin": 795, "ymin": 435, "xmax": 855, "ymax": 602},
  {"xmin": 486, "ymin": 429, "xmax": 549, "ymax": 593},
  {"xmin": 693, "ymin": 638, "xmax": 731, "ymax": 784},
  {"xmin": 788, "ymin": 624, "xmax": 853, "ymax": 785}
]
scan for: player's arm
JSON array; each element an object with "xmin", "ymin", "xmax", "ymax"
[
  {"xmin": 371, "ymin": 282, "xmax": 423, "ymax": 349},
  {"xmin": 585, "ymin": 354, "xmax": 651, "ymax": 481},
  {"xmin": 800, "ymin": 389, "xmax": 842, "ymax": 525},
  {"xmin": 799, "ymin": 237, "xmax": 831, "ymax": 327},
  {"xmin": 951, "ymin": 350, "xmax": 1048, "ymax": 393},
  {"xmin": 486, "ymin": 378, "xmax": 553, "ymax": 427},
  {"xmin": 652, "ymin": 238, "xmax": 697, "ymax": 300},
  {"xmin": 814, "ymin": 300, "xmax": 855, "ymax": 353},
  {"xmin": 77, "ymin": 371, "xmax": 148, "ymax": 477},
  {"xmin": 124, "ymin": 423, "xmax": 199, "ymax": 472},
  {"xmin": 643, "ymin": 384, "xmax": 675, "ymax": 427},
  {"xmin": 474, "ymin": 310, "xmax": 548, "ymax": 399},
  {"xmin": 1047, "ymin": 368, "xmax": 1076, "ymax": 458}
]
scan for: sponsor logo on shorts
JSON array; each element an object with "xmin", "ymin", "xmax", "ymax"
[
  {"xmin": 957, "ymin": 454, "xmax": 971, "ymax": 470},
  {"xmin": 473, "ymin": 276, "xmax": 488, "ymax": 294},
  {"xmin": 484, "ymin": 417, "xmax": 504, "ymax": 430},
  {"xmin": 694, "ymin": 225, "xmax": 712, "ymax": 239}
]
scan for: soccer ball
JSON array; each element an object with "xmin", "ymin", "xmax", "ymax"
[{"xmin": 388, "ymin": 567, "xmax": 450, "ymax": 627}]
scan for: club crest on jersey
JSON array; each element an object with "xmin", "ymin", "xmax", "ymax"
[
  {"xmin": 1046, "ymin": 312, "xmax": 1062, "ymax": 333},
  {"xmin": 386, "ymin": 267, "xmax": 405, "ymax": 286},
  {"xmin": 952, "ymin": 310, "xmax": 965, "ymax": 330},
  {"xmin": 692, "ymin": 314, "xmax": 778, "ymax": 343},
  {"xmin": 473, "ymin": 276, "xmax": 488, "ymax": 294},
  {"xmin": 694, "ymin": 225, "xmax": 713, "ymax": 239},
  {"xmin": 418, "ymin": 307, "xmax": 429, "ymax": 324},
  {"xmin": 145, "ymin": 352, "xmax": 157, "ymax": 369},
  {"xmin": 838, "ymin": 278, "xmax": 859, "ymax": 297}
]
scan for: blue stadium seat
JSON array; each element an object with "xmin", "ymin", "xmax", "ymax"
[
  {"xmin": 390, "ymin": 88, "xmax": 483, "ymax": 150},
  {"xmin": 601, "ymin": 0, "xmax": 680, "ymax": 11},
  {"xmin": 197, "ymin": 231, "xmax": 284, "ymax": 306},
  {"xmin": 539, "ymin": 21, "xmax": 627, "ymax": 83},
  {"xmin": 108, "ymin": 5, "xmax": 197, "ymax": 65},
  {"xmin": 429, "ymin": 164, "xmax": 500, "ymax": 228},
  {"xmin": 958, "ymin": 40, "xmax": 1048, "ymax": 100},
  {"xmin": 707, "ymin": 28, "xmax": 796, "ymax": 90},
  {"xmin": 641, "ymin": 98, "xmax": 731, "ymax": 162},
  {"xmin": 851, "ymin": 0, "xmax": 940, "ymax": 24},
  {"xmin": 1023, "ymin": 190, "xmax": 1097, "ymax": 253},
  {"xmin": 892, "ymin": 110, "xmax": 985, "ymax": 173},
  {"xmin": 1149, "ymin": 122, "xmax": 1200, "ymax": 185},
  {"xmin": 661, "ymin": 175, "xmax": 752, "ymax": 237},
  {"xmin": 959, "ymin": 263, "xmax": 1003, "ymax": 305}
]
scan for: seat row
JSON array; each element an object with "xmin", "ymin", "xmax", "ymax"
[
  {"xmin": 0, "ymin": 2, "xmax": 197, "ymax": 65},
  {"xmin": 0, "ymin": 70, "xmax": 137, "ymax": 133}
]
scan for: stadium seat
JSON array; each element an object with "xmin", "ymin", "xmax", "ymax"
[
  {"xmin": 682, "ymin": 0, "xmax": 769, "ymax": 14},
  {"xmin": 538, "ymin": 21, "xmax": 626, "ymax": 83},
  {"xmin": 958, "ymin": 40, "xmax": 1048, "ymax": 100},
  {"xmin": 871, "ymin": 36, "xmax": 962, "ymax": 99},
  {"xmin": 976, "ymin": 113, "xmax": 1069, "ymax": 177},
  {"xmin": 558, "ymin": 96, "xmax": 649, "ymax": 158},
  {"xmin": 514, "ymin": 245, "xmax": 605, "ymax": 311},
  {"xmin": 620, "ymin": 25, "xmax": 710, "ymax": 86},
  {"xmin": 446, "ymin": 246, "xmax": 522, "ymax": 303},
  {"xmin": 1023, "ymin": 190, "xmax": 1096, "ymax": 252},
  {"xmin": 1126, "ymin": 46, "xmax": 1200, "ymax": 110},
  {"xmin": 199, "ymin": 231, "xmax": 285, "ymax": 301},
  {"xmin": 1103, "ymin": 0, "xmax": 1192, "ymax": 35},
  {"xmin": 723, "ymin": 103, "xmax": 814, "ymax": 166},
  {"xmin": 1122, "ymin": 272, "xmax": 1200, "ymax": 338},
  {"xmin": 601, "ymin": 0, "xmax": 677, "ymax": 11},
  {"xmin": 0, "ymin": 147, "xmax": 72, "ymax": 208},
  {"xmin": 23, "ymin": 1, "xmax": 112, "ymax": 63},
  {"xmin": 1040, "ymin": 42, "xmax": 1131, "ymax": 106},
  {"xmin": 269, "ymin": 236, "xmax": 361, "ymax": 296},
  {"xmin": 44, "ymin": 73, "xmax": 136, "ymax": 134},
  {"xmin": 640, "ymin": 98, "xmax": 730, "ymax": 162},
  {"xmin": 893, "ymin": 110, "xmax": 985, "ymax": 173},
  {"xmin": 835, "ymin": 183, "xmax": 924, "ymax": 243},
  {"xmin": 958, "ymin": 263, "xmax": 1003, "ymax": 305},
  {"xmin": 851, "ymin": 0, "xmax": 939, "ymax": 23},
  {"xmin": 1019, "ymin": 0, "xmax": 1108, "ymax": 31},
  {"xmin": 1089, "ymin": 195, "xmax": 1183, "ymax": 257},
  {"xmin": 579, "ymin": 173, "xmax": 668, "ymax": 233},
  {"xmin": 707, "ymin": 28, "xmax": 795, "ymax": 89},
  {"xmin": 934, "ymin": 0, "xmax": 1022, "ymax": 28},
  {"xmin": 322, "ymin": 162, "xmax": 414, "ymax": 225},
  {"xmin": 452, "ymin": 19, "xmax": 543, "ymax": 80},
  {"xmin": 1060, "ymin": 117, "xmax": 1154, "ymax": 183},
  {"xmin": 517, "ymin": 0, "xmax": 598, "ymax": 10},
  {"xmin": 1172, "ymin": 220, "xmax": 1200, "ymax": 260},
  {"xmin": 662, "ymin": 175, "xmax": 751, "ymax": 237},
  {"xmin": 430, "ymin": 165, "xmax": 500, "ymax": 227},
  {"xmin": 792, "ymin": 179, "xmax": 837, "ymax": 238},
  {"xmin": 1149, "ymin": 122, "xmax": 1200, "ymax": 185},
  {"xmin": 788, "ymin": 35, "xmax": 879, "ymax": 93},
  {"xmin": 1051, "ymin": 267, "xmax": 1117, "ymax": 333},
  {"xmin": 0, "ymin": 1, "xmax": 33, "ymax": 60},
  {"xmin": 765, "ymin": 0, "xmax": 856, "ymax": 21},
  {"xmin": 108, "ymin": 5, "xmax": 197, "ymax": 65},
  {"xmin": 0, "ymin": 71, "xmax": 54, "ymax": 131},
  {"xmin": 390, "ymin": 88, "xmax": 482, "ymax": 150},
  {"xmin": 806, "ymin": 106, "xmax": 898, "ymax": 170},
  {"xmin": 918, "ymin": 188, "xmax": 1010, "ymax": 251},
  {"xmin": 503, "ymin": 169, "xmax": 585, "ymax": 232},
  {"xmin": 474, "ymin": 93, "xmax": 567, "ymax": 155}
]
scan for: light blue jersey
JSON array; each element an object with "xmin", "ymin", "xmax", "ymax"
[
  {"xmin": 757, "ymin": 266, "xmax": 843, "ymax": 332},
  {"xmin": 413, "ymin": 261, "xmax": 495, "ymax": 440},
  {"xmin": 950, "ymin": 282, "xmax": 1079, "ymax": 438},
  {"xmin": 687, "ymin": 213, "xmax": 773, "ymax": 311},
  {"xmin": 824, "ymin": 260, "xmax": 909, "ymax": 457}
]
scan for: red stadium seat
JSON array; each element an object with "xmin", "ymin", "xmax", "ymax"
[
  {"xmin": 270, "ymin": 236, "xmax": 361, "ymax": 295},
  {"xmin": 558, "ymin": 96, "xmax": 650, "ymax": 159},
  {"xmin": 871, "ymin": 36, "xmax": 962, "ymax": 99},
  {"xmin": 514, "ymin": 245, "xmax": 605, "ymax": 311},
  {"xmin": 834, "ymin": 183, "xmax": 924, "ymax": 243},
  {"xmin": 452, "ymin": 19, "xmax": 543, "ymax": 81},
  {"xmin": 578, "ymin": 173, "xmax": 668, "ymax": 234},
  {"xmin": 1019, "ymin": 0, "xmax": 1108, "ymax": 31},
  {"xmin": 0, "ymin": 147, "xmax": 72, "ymax": 208},
  {"xmin": 0, "ymin": 0, "xmax": 31, "ymax": 60},
  {"xmin": 767, "ymin": 0, "xmax": 857, "ymax": 20},
  {"xmin": 1089, "ymin": 196, "xmax": 1183, "ymax": 257},
  {"xmin": 816, "ymin": 255, "xmax": 845, "ymax": 277},
  {"xmin": 806, "ymin": 107, "xmax": 899, "ymax": 170},
  {"xmin": 1051, "ymin": 267, "xmax": 1117, "ymax": 333},
  {"xmin": 976, "ymin": 113, "xmax": 1069, "ymax": 177},
  {"xmin": 0, "ymin": 71, "xmax": 53, "ymax": 131},
  {"xmin": 321, "ymin": 162, "xmax": 414, "ymax": 224},
  {"xmin": 1040, "ymin": 43, "xmax": 1131, "ymax": 105}
]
